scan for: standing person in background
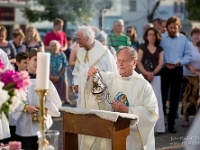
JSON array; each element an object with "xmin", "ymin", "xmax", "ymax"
[
  {"xmin": 160, "ymin": 16, "xmax": 192, "ymax": 133},
  {"xmin": 182, "ymin": 27, "xmax": 200, "ymax": 127},
  {"xmin": 180, "ymin": 30, "xmax": 188, "ymax": 38},
  {"xmin": 126, "ymin": 26, "xmax": 140, "ymax": 50},
  {"xmin": 69, "ymin": 42, "xmax": 80, "ymax": 68},
  {"xmin": 50, "ymin": 40, "xmax": 72, "ymax": 104},
  {"xmin": 44, "ymin": 18, "xmax": 68, "ymax": 52},
  {"xmin": 95, "ymin": 30, "xmax": 116, "ymax": 60},
  {"xmin": 22, "ymin": 27, "xmax": 44, "ymax": 52},
  {"xmin": 137, "ymin": 27, "xmax": 165, "ymax": 134},
  {"xmin": 107, "ymin": 19, "xmax": 131, "ymax": 52},
  {"xmin": 0, "ymin": 25, "xmax": 17, "ymax": 64},
  {"xmin": 160, "ymin": 20, "xmax": 167, "ymax": 34},
  {"xmin": 153, "ymin": 18, "xmax": 162, "ymax": 33},
  {"xmin": 64, "ymin": 37, "xmax": 74, "ymax": 97},
  {"xmin": 11, "ymin": 29, "xmax": 25, "ymax": 53},
  {"xmin": 139, "ymin": 23, "xmax": 154, "ymax": 44}
]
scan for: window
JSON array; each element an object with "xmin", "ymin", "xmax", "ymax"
[
  {"xmin": 174, "ymin": 2, "xmax": 178, "ymax": 13},
  {"xmin": 130, "ymin": 0, "xmax": 137, "ymax": 12}
]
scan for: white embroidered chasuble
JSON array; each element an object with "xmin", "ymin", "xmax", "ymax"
[
  {"xmin": 80, "ymin": 72, "xmax": 159, "ymax": 150},
  {"xmin": 72, "ymin": 40, "xmax": 118, "ymax": 150},
  {"xmin": 72, "ymin": 40, "xmax": 118, "ymax": 109}
]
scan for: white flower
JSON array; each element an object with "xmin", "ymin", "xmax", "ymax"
[
  {"xmin": 0, "ymin": 86, "xmax": 9, "ymax": 107},
  {"xmin": 9, "ymin": 96, "xmax": 21, "ymax": 112},
  {"xmin": 0, "ymin": 82, "xmax": 4, "ymax": 89},
  {"xmin": 14, "ymin": 89, "xmax": 27, "ymax": 102}
]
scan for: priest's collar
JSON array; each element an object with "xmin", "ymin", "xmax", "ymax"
[
  {"xmin": 119, "ymin": 72, "xmax": 135, "ymax": 80},
  {"xmin": 76, "ymin": 40, "xmax": 107, "ymax": 65}
]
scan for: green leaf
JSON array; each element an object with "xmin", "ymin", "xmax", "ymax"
[{"xmin": 3, "ymin": 82, "xmax": 15, "ymax": 90}]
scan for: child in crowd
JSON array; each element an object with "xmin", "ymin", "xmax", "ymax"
[
  {"xmin": 49, "ymin": 40, "xmax": 72, "ymax": 104},
  {"xmin": 13, "ymin": 49, "xmax": 62, "ymax": 150},
  {"xmin": 15, "ymin": 52, "xmax": 28, "ymax": 71}
]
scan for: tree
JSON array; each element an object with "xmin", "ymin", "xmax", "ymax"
[
  {"xmin": 147, "ymin": 0, "xmax": 161, "ymax": 23},
  {"xmin": 185, "ymin": 0, "xmax": 200, "ymax": 20},
  {"xmin": 22, "ymin": 0, "xmax": 113, "ymax": 30}
]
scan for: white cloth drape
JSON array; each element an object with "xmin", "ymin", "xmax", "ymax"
[{"xmin": 150, "ymin": 76, "xmax": 165, "ymax": 133}]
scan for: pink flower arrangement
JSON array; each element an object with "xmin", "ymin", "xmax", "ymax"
[
  {"xmin": 0, "ymin": 60, "xmax": 30, "ymax": 118},
  {"xmin": 1, "ymin": 70, "xmax": 30, "ymax": 91},
  {"xmin": 0, "ymin": 59, "xmax": 4, "ymax": 73}
]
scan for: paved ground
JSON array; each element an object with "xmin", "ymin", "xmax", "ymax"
[{"xmin": 50, "ymin": 92, "xmax": 193, "ymax": 150}]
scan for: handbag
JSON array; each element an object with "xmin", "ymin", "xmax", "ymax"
[
  {"xmin": 143, "ymin": 59, "xmax": 153, "ymax": 72},
  {"xmin": 142, "ymin": 59, "xmax": 153, "ymax": 82}
]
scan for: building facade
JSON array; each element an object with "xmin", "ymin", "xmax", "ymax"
[
  {"xmin": 120, "ymin": 0, "xmax": 186, "ymax": 38},
  {"xmin": 0, "ymin": 0, "xmax": 29, "ymax": 39}
]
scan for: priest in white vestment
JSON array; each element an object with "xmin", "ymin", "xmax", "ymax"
[
  {"xmin": 86, "ymin": 46, "xmax": 159, "ymax": 150},
  {"xmin": 72, "ymin": 26, "xmax": 118, "ymax": 108},
  {"xmin": 0, "ymin": 49, "xmax": 13, "ymax": 141},
  {"xmin": 72, "ymin": 26, "xmax": 118, "ymax": 150}
]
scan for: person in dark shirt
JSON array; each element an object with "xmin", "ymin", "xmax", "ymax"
[{"xmin": 137, "ymin": 27, "xmax": 165, "ymax": 134}]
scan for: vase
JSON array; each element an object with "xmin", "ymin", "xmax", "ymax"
[{"xmin": 37, "ymin": 130, "xmax": 59, "ymax": 150}]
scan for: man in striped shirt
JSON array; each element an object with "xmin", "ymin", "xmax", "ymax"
[{"xmin": 107, "ymin": 19, "xmax": 131, "ymax": 52}]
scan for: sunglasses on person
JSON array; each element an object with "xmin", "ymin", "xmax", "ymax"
[{"xmin": 126, "ymin": 30, "xmax": 132, "ymax": 33}]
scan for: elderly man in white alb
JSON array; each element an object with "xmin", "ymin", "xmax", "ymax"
[
  {"xmin": 87, "ymin": 46, "xmax": 159, "ymax": 150},
  {"xmin": 72, "ymin": 26, "xmax": 118, "ymax": 150},
  {"xmin": 72, "ymin": 26, "xmax": 117, "ymax": 108},
  {"xmin": 0, "ymin": 49, "xmax": 13, "ymax": 142}
]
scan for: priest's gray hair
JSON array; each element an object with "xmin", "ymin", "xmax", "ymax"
[
  {"xmin": 78, "ymin": 26, "xmax": 95, "ymax": 40},
  {"xmin": 95, "ymin": 31, "xmax": 107, "ymax": 43},
  {"xmin": 117, "ymin": 46, "xmax": 138, "ymax": 61}
]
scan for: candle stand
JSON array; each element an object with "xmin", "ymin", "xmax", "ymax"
[{"xmin": 35, "ymin": 89, "xmax": 49, "ymax": 149}]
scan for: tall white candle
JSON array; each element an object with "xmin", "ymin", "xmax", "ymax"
[{"xmin": 36, "ymin": 52, "xmax": 50, "ymax": 89}]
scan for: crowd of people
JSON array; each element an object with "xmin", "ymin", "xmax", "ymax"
[{"xmin": 0, "ymin": 15, "xmax": 200, "ymax": 150}]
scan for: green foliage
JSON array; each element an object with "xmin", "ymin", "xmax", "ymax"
[
  {"xmin": 185, "ymin": 0, "xmax": 200, "ymax": 20},
  {"xmin": 22, "ymin": 0, "xmax": 113, "ymax": 25}
]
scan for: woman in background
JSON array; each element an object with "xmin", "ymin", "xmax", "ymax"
[
  {"xmin": 0, "ymin": 25, "xmax": 17, "ymax": 64},
  {"xmin": 126, "ymin": 26, "xmax": 140, "ymax": 50},
  {"xmin": 95, "ymin": 30, "xmax": 116, "ymax": 60},
  {"xmin": 137, "ymin": 27, "xmax": 165, "ymax": 134},
  {"xmin": 22, "ymin": 27, "xmax": 44, "ymax": 52},
  {"xmin": 50, "ymin": 40, "xmax": 72, "ymax": 104},
  {"xmin": 182, "ymin": 27, "xmax": 200, "ymax": 127}
]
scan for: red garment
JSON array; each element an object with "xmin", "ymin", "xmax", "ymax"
[{"xmin": 44, "ymin": 31, "xmax": 67, "ymax": 47}]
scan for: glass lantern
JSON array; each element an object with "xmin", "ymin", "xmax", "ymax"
[{"xmin": 37, "ymin": 130, "xmax": 59, "ymax": 150}]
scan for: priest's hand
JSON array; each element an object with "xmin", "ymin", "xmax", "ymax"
[
  {"xmin": 88, "ymin": 66, "xmax": 99, "ymax": 77},
  {"xmin": 111, "ymin": 100, "xmax": 128, "ymax": 113}
]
